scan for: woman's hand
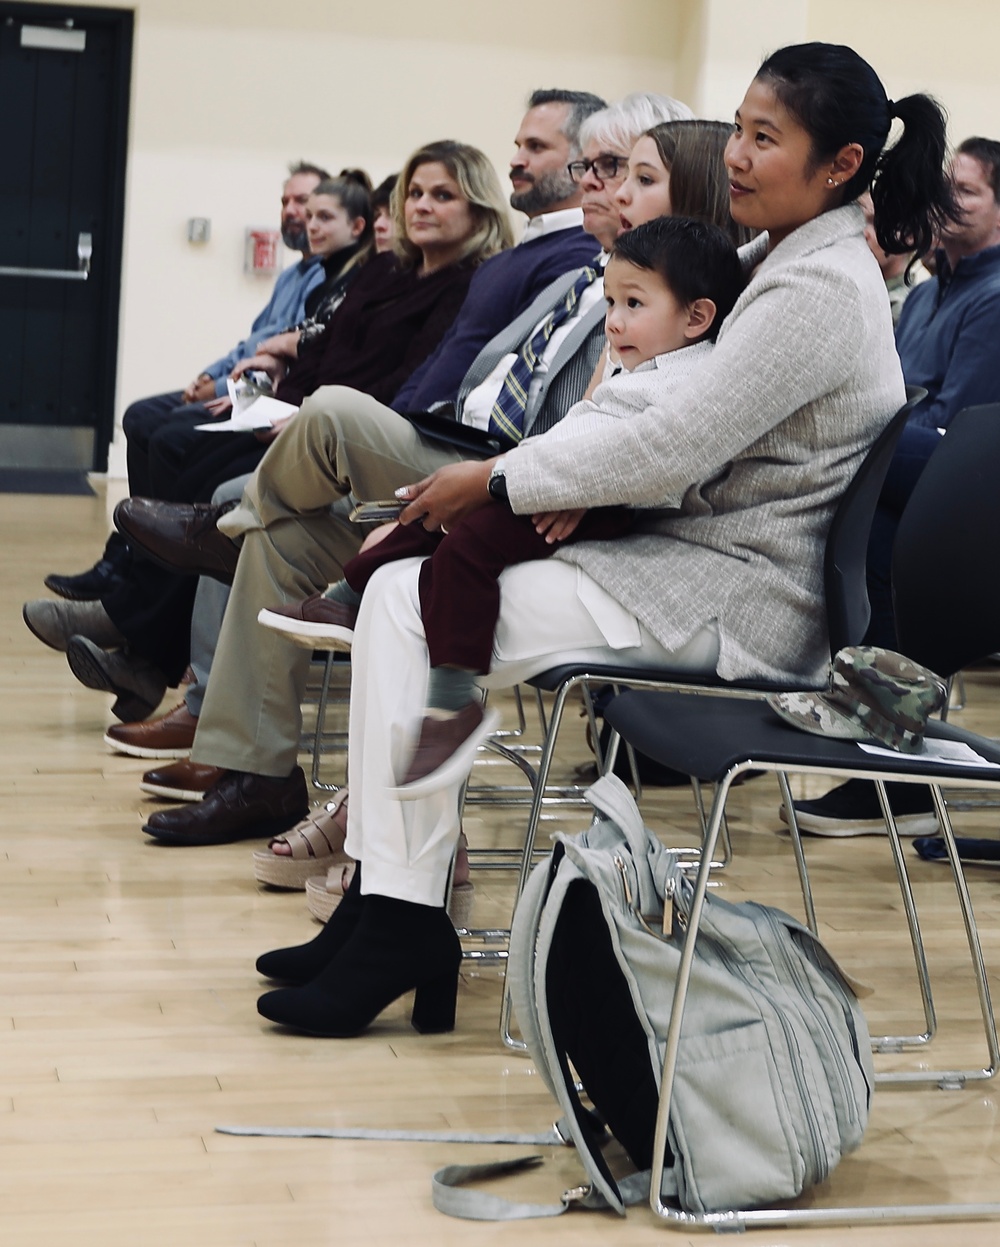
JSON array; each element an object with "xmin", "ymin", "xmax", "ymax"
[
  {"xmin": 255, "ymin": 330, "xmax": 301, "ymax": 361},
  {"xmin": 396, "ymin": 459, "xmax": 494, "ymax": 531},
  {"xmin": 230, "ymin": 352, "xmax": 286, "ymax": 387},
  {"xmin": 533, "ymin": 508, "xmax": 587, "ymax": 543}
]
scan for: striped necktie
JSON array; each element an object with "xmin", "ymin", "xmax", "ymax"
[{"xmin": 488, "ymin": 266, "xmax": 599, "ymax": 444}]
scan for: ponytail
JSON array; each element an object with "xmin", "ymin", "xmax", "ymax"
[
  {"xmin": 337, "ymin": 167, "xmax": 373, "ymax": 194},
  {"xmin": 758, "ymin": 43, "xmax": 960, "ymax": 256},
  {"xmin": 870, "ymin": 94, "xmax": 958, "ymax": 256}
]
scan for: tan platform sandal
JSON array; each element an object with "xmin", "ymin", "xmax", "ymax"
[
  {"xmin": 303, "ymin": 834, "xmax": 474, "ymax": 929},
  {"xmin": 304, "ymin": 860, "xmax": 357, "ymax": 923},
  {"xmin": 252, "ymin": 788, "xmax": 350, "ymax": 889}
]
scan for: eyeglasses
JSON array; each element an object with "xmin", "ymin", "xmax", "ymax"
[{"xmin": 567, "ymin": 155, "xmax": 627, "ymax": 185}]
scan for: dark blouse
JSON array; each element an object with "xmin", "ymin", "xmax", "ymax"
[
  {"xmin": 277, "ymin": 251, "xmax": 474, "ymax": 408},
  {"xmin": 301, "ymin": 243, "xmax": 364, "ymax": 321}
]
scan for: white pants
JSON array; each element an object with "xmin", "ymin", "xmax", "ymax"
[{"xmin": 345, "ymin": 557, "xmax": 719, "ymax": 905}]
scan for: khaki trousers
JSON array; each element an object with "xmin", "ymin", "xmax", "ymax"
[{"xmin": 190, "ymin": 386, "xmax": 466, "ymax": 775}]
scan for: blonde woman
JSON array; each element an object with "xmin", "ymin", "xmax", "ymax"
[{"xmin": 244, "ymin": 139, "xmax": 514, "ymax": 410}]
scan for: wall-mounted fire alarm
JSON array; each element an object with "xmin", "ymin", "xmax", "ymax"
[{"xmin": 245, "ymin": 228, "xmax": 281, "ymax": 275}]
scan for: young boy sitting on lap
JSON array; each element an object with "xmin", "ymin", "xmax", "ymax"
[{"xmin": 259, "ymin": 216, "xmax": 746, "ymax": 795}]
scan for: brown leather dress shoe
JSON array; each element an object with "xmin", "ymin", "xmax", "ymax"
[
  {"xmin": 391, "ymin": 702, "xmax": 501, "ymax": 800},
  {"xmin": 257, "ymin": 592, "xmax": 358, "ymax": 650},
  {"xmin": 140, "ymin": 759, "xmax": 226, "ymax": 801},
  {"xmin": 113, "ymin": 498, "xmax": 240, "ymax": 584},
  {"xmin": 143, "ymin": 767, "xmax": 309, "ymax": 845},
  {"xmin": 105, "ymin": 702, "xmax": 198, "ymax": 759}
]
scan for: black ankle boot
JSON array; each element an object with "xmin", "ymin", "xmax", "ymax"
[
  {"xmin": 255, "ymin": 862, "xmax": 366, "ymax": 984},
  {"xmin": 256, "ymin": 893, "xmax": 462, "ymax": 1037}
]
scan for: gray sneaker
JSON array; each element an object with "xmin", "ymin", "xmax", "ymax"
[
  {"xmin": 65, "ymin": 635, "xmax": 167, "ymax": 722},
  {"xmin": 22, "ymin": 598, "xmax": 125, "ymax": 653}
]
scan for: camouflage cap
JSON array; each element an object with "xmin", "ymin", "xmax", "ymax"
[{"xmin": 767, "ymin": 646, "xmax": 947, "ymax": 754}]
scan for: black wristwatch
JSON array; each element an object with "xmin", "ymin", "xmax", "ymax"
[{"xmin": 487, "ymin": 457, "xmax": 508, "ymax": 502}]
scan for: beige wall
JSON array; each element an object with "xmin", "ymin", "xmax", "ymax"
[
  {"xmin": 90, "ymin": 0, "xmax": 690, "ymax": 474},
  {"xmin": 26, "ymin": 1, "xmax": 1000, "ymax": 475},
  {"xmin": 680, "ymin": 0, "xmax": 1000, "ymax": 140},
  {"xmin": 677, "ymin": 0, "xmax": 807, "ymax": 118},
  {"xmin": 806, "ymin": 0, "xmax": 1000, "ymax": 142}
]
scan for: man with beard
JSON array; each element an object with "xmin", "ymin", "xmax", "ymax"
[
  {"xmin": 383, "ymin": 89, "xmax": 606, "ymax": 408},
  {"xmin": 106, "ymin": 92, "xmax": 701, "ymax": 840},
  {"xmin": 43, "ymin": 161, "xmax": 331, "ymax": 603},
  {"xmin": 32, "ymin": 93, "xmax": 609, "ymax": 746}
]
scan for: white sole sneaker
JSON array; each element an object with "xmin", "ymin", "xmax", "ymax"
[
  {"xmin": 102, "ymin": 733, "xmax": 191, "ymax": 760},
  {"xmin": 256, "ymin": 607, "xmax": 354, "ymax": 651},
  {"xmin": 778, "ymin": 805, "xmax": 939, "ymax": 838},
  {"xmin": 139, "ymin": 779, "xmax": 207, "ymax": 802},
  {"xmin": 389, "ymin": 706, "xmax": 502, "ymax": 800}
]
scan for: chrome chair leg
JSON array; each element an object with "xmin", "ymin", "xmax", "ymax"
[
  {"xmin": 927, "ymin": 784, "xmax": 1000, "ymax": 1087},
  {"xmin": 647, "ymin": 764, "xmax": 1000, "ymax": 1229},
  {"xmin": 308, "ymin": 653, "xmax": 349, "ymax": 792},
  {"xmin": 869, "ymin": 779, "xmax": 937, "ymax": 1058},
  {"xmin": 776, "ymin": 771, "xmax": 818, "ymax": 936}
]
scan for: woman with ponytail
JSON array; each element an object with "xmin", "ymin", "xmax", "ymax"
[
  {"xmin": 266, "ymin": 169, "xmax": 376, "ymax": 359},
  {"xmin": 254, "ymin": 44, "xmax": 960, "ymax": 1041},
  {"xmin": 748, "ymin": 43, "xmax": 956, "ymax": 258}
]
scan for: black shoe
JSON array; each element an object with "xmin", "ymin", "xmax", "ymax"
[
  {"xmin": 44, "ymin": 558, "xmax": 125, "ymax": 601},
  {"xmin": 257, "ymin": 894, "xmax": 461, "ymax": 1037},
  {"xmin": 256, "ymin": 863, "xmax": 366, "ymax": 984},
  {"xmin": 142, "ymin": 767, "xmax": 308, "ymax": 845},
  {"xmin": 914, "ymin": 836, "xmax": 1000, "ymax": 864},
  {"xmin": 780, "ymin": 778, "xmax": 938, "ymax": 838}
]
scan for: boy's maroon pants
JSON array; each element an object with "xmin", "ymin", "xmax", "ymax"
[{"xmin": 343, "ymin": 504, "xmax": 634, "ymax": 672}]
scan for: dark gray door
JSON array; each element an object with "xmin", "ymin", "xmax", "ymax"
[{"xmin": 0, "ymin": 2, "xmax": 132, "ymax": 471}]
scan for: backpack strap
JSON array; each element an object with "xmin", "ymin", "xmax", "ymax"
[
  {"xmin": 431, "ymin": 1156, "xmax": 651, "ymax": 1221},
  {"xmin": 215, "ymin": 1123, "xmax": 568, "ymax": 1145}
]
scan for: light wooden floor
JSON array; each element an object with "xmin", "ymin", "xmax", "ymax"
[{"xmin": 3, "ymin": 482, "xmax": 1000, "ymax": 1245}]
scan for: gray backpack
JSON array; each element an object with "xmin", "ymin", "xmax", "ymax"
[{"xmin": 498, "ymin": 774, "xmax": 875, "ymax": 1217}]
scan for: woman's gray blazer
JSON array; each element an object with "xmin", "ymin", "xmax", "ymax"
[{"xmin": 504, "ymin": 204, "xmax": 906, "ymax": 684}]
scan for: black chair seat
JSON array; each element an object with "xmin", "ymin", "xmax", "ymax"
[
  {"xmin": 526, "ymin": 663, "xmax": 799, "ymax": 695},
  {"xmin": 604, "ymin": 689, "xmax": 1000, "ymax": 785}
]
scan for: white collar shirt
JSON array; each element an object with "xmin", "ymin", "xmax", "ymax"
[
  {"xmin": 462, "ymin": 249, "xmax": 607, "ymax": 429},
  {"xmin": 520, "ymin": 206, "xmax": 585, "ymax": 243}
]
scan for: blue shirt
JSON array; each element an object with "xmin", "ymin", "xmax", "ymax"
[
  {"xmin": 201, "ymin": 255, "xmax": 325, "ymax": 395},
  {"xmin": 895, "ymin": 242, "xmax": 1000, "ymax": 430},
  {"xmin": 391, "ymin": 225, "xmax": 599, "ymax": 413}
]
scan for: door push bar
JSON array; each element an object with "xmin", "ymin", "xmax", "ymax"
[{"xmin": 0, "ymin": 232, "xmax": 92, "ymax": 281}]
